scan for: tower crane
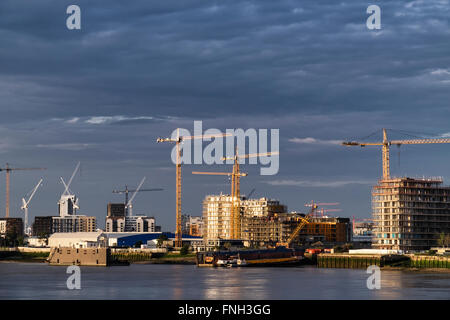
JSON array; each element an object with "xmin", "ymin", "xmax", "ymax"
[
  {"xmin": 157, "ymin": 129, "xmax": 231, "ymax": 247},
  {"xmin": 125, "ymin": 177, "xmax": 146, "ymax": 217},
  {"xmin": 20, "ymin": 178, "xmax": 43, "ymax": 236},
  {"xmin": 58, "ymin": 162, "xmax": 81, "ymax": 216},
  {"xmin": 60, "ymin": 177, "xmax": 80, "ymax": 212},
  {"xmin": 0, "ymin": 163, "xmax": 46, "ymax": 217},
  {"xmin": 221, "ymin": 150, "xmax": 279, "ymax": 239},
  {"xmin": 113, "ymin": 185, "xmax": 163, "ymax": 216},
  {"xmin": 192, "ymin": 152, "xmax": 248, "ymax": 240},
  {"xmin": 342, "ymin": 128, "xmax": 450, "ymax": 180}
]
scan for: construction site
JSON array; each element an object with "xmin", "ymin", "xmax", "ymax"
[
  {"xmin": 343, "ymin": 128, "xmax": 450, "ymax": 252},
  {"xmin": 1, "ymin": 127, "xmax": 450, "ymax": 262}
]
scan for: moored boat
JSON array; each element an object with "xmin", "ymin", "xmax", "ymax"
[{"xmin": 196, "ymin": 247, "xmax": 304, "ymax": 267}]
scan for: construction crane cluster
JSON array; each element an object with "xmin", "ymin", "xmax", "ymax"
[
  {"xmin": 192, "ymin": 149, "xmax": 276, "ymax": 240},
  {"xmin": 277, "ymin": 201, "xmax": 340, "ymax": 248},
  {"xmin": 157, "ymin": 129, "xmax": 231, "ymax": 247},
  {"xmin": 113, "ymin": 179, "xmax": 163, "ymax": 217},
  {"xmin": 0, "ymin": 163, "xmax": 46, "ymax": 218}
]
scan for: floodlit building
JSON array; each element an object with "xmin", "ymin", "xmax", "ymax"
[
  {"xmin": 202, "ymin": 194, "xmax": 352, "ymax": 248},
  {"xmin": 372, "ymin": 177, "xmax": 450, "ymax": 252},
  {"xmin": 202, "ymin": 194, "xmax": 287, "ymax": 243},
  {"xmin": 242, "ymin": 213, "xmax": 352, "ymax": 247}
]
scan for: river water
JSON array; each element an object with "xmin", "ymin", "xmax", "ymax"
[{"xmin": 0, "ymin": 262, "xmax": 449, "ymax": 299}]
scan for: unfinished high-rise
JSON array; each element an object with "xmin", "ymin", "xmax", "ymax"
[
  {"xmin": 202, "ymin": 194, "xmax": 351, "ymax": 247},
  {"xmin": 372, "ymin": 177, "xmax": 450, "ymax": 252},
  {"xmin": 202, "ymin": 195, "xmax": 286, "ymax": 244}
]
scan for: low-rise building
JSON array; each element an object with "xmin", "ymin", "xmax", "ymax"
[
  {"xmin": 0, "ymin": 218, "xmax": 23, "ymax": 238},
  {"xmin": 48, "ymin": 231, "xmax": 106, "ymax": 248},
  {"xmin": 181, "ymin": 214, "xmax": 204, "ymax": 237},
  {"xmin": 106, "ymin": 215, "xmax": 156, "ymax": 233},
  {"xmin": 52, "ymin": 215, "xmax": 97, "ymax": 233},
  {"xmin": 32, "ymin": 216, "xmax": 54, "ymax": 236}
]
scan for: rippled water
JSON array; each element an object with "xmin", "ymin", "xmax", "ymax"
[{"xmin": 0, "ymin": 262, "xmax": 449, "ymax": 299}]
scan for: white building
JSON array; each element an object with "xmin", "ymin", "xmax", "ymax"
[
  {"xmin": 0, "ymin": 220, "xmax": 6, "ymax": 235},
  {"xmin": 48, "ymin": 231, "xmax": 106, "ymax": 248},
  {"xmin": 106, "ymin": 216, "xmax": 155, "ymax": 233}
]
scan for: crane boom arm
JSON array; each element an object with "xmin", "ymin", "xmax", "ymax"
[
  {"xmin": 192, "ymin": 171, "xmax": 248, "ymax": 176},
  {"xmin": 62, "ymin": 162, "xmax": 80, "ymax": 196},
  {"xmin": 112, "ymin": 188, "xmax": 163, "ymax": 194},
  {"xmin": 22, "ymin": 178, "xmax": 43, "ymax": 208},
  {"xmin": 286, "ymin": 216, "xmax": 311, "ymax": 245},
  {"xmin": 126, "ymin": 177, "xmax": 146, "ymax": 207},
  {"xmin": 222, "ymin": 151, "xmax": 279, "ymax": 161},
  {"xmin": 390, "ymin": 138, "xmax": 450, "ymax": 145}
]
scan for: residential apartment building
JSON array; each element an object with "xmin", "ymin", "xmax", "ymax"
[
  {"xmin": 106, "ymin": 216, "xmax": 156, "ymax": 233},
  {"xmin": 181, "ymin": 214, "xmax": 204, "ymax": 237},
  {"xmin": 32, "ymin": 216, "xmax": 54, "ymax": 236},
  {"xmin": 52, "ymin": 215, "xmax": 97, "ymax": 233},
  {"xmin": 0, "ymin": 218, "xmax": 23, "ymax": 237},
  {"xmin": 372, "ymin": 177, "xmax": 450, "ymax": 251},
  {"xmin": 242, "ymin": 213, "xmax": 352, "ymax": 247},
  {"xmin": 202, "ymin": 194, "xmax": 287, "ymax": 242}
]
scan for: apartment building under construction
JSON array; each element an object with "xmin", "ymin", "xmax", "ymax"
[
  {"xmin": 372, "ymin": 177, "xmax": 450, "ymax": 252},
  {"xmin": 202, "ymin": 194, "xmax": 351, "ymax": 247},
  {"xmin": 202, "ymin": 195, "xmax": 286, "ymax": 243},
  {"xmin": 242, "ymin": 213, "xmax": 351, "ymax": 247}
]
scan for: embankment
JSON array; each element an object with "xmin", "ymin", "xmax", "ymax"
[{"xmin": 317, "ymin": 253, "xmax": 450, "ymax": 270}]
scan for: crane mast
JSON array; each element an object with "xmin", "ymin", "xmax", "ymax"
[
  {"xmin": 221, "ymin": 150, "xmax": 279, "ymax": 239},
  {"xmin": 21, "ymin": 178, "xmax": 43, "ymax": 236},
  {"xmin": 0, "ymin": 163, "xmax": 46, "ymax": 218},
  {"xmin": 125, "ymin": 177, "xmax": 146, "ymax": 217},
  {"xmin": 157, "ymin": 130, "xmax": 231, "ymax": 247},
  {"xmin": 192, "ymin": 157, "xmax": 248, "ymax": 240},
  {"xmin": 112, "ymin": 185, "xmax": 163, "ymax": 216}
]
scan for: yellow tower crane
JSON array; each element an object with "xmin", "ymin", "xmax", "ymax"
[
  {"xmin": 343, "ymin": 128, "xmax": 450, "ymax": 180},
  {"xmin": 221, "ymin": 150, "xmax": 278, "ymax": 239},
  {"xmin": 192, "ymin": 154, "xmax": 248, "ymax": 240},
  {"xmin": 193, "ymin": 150, "xmax": 278, "ymax": 239},
  {"xmin": 0, "ymin": 163, "xmax": 46, "ymax": 218},
  {"xmin": 157, "ymin": 130, "xmax": 230, "ymax": 247},
  {"xmin": 277, "ymin": 201, "xmax": 339, "ymax": 248}
]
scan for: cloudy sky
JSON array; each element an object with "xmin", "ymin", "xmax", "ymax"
[{"xmin": 0, "ymin": 0, "xmax": 449, "ymax": 230}]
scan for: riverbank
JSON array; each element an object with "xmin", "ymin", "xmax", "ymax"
[
  {"xmin": 0, "ymin": 249, "xmax": 197, "ymax": 265},
  {"xmin": 317, "ymin": 253, "xmax": 450, "ymax": 270},
  {"xmin": 113, "ymin": 252, "xmax": 197, "ymax": 265},
  {"xmin": 0, "ymin": 251, "xmax": 49, "ymax": 263}
]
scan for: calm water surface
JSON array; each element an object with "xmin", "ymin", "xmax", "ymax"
[{"xmin": 0, "ymin": 262, "xmax": 449, "ymax": 299}]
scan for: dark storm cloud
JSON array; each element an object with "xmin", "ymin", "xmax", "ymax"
[
  {"xmin": 0, "ymin": 0, "xmax": 449, "ymax": 124},
  {"xmin": 0, "ymin": 1, "xmax": 449, "ymax": 227}
]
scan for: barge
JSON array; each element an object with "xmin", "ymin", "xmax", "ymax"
[{"xmin": 196, "ymin": 247, "xmax": 304, "ymax": 267}]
